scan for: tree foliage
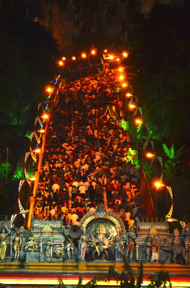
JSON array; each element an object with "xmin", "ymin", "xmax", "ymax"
[
  {"xmin": 148, "ymin": 271, "xmax": 171, "ymax": 288},
  {"xmin": 126, "ymin": 2, "xmax": 190, "ymax": 150},
  {"xmin": 162, "ymin": 144, "xmax": 188, "ymax": 172},
  {"xmin": 0, "ymin": 163, "xmax": 11, "ymax": 179},
  {"xmin": 0, "ymin": 2, "xmax": 60, "ymax": 210},
  {"xmin": 58, "ymin": 263, "xmax": 172, "ymax": 288},
  {"xmin": 0, "ymin": 8, "xmax": 59, "ymax": 127}
]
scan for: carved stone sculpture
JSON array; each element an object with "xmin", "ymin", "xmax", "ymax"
[
  {"xmin": 13, "ymin": 232, "xmax": 21, "ymax": 260},
  {"xmin": 114, "ymin": 234, "xmax": 124, "ymax": 261},
  {"xmin": 79, "ymin": 232, "xmax": 88, "ymax": 260},
  {"xmin": 24, "ymin": 234, "xmax": 40, "ymax": 252},
  {"xmin": 0, "ymin": 226, "xmax": 10, "ymax": 261},
  {"xmin": 125, "ymin": 226, "xmax": 136, "ymax": 262},
  {"xmin": 163, "ymin": 244, "xmax": 188, "ymax": 264}
]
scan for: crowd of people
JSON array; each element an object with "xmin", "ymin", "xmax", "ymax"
[{"xmin": 34, "ymin": 69, "xmax": 147, "ymax": 232}]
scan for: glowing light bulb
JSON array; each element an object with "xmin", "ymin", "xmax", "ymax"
[
  {"xmin": 126, "ymin": 93, "xmax": 133, "ymax": 97},
  {"xmin": 81, "ymin": 53, "xmax": 86, "ymax": 58},
  {"xmin": 167, "ymin": 218, "xmax": 178, "ymax": 222},
  {"xmin": 122, "ymin": 83, "xmax": 128, "ymax": 87},
  {"xmin": 62, "ymin": 57, "xmax": 66, "ymax": 60},
  {"xmin": 135, "ymin": 119, "xmax": 143, "ymax": 125},
  {"xmin": 37, "ymin": 129, "xmax": 45, "ymax": 133},
  {"xmin": 104, "ymin": 49, "xmax": 108, "ymax": 53},
  {"xmin": 34, "ymin": 148, "xmax": 41, "ymax": 153},
  {"xmin": 72, "ymin": 56, "xmax": 76, "ymax": 60},
  {"xmin": 129, "ymin": 104, "xmax": 136, "ymax": 109},
  {"xmin": 46, "ymin": 87, "xmax": 53, "ymax": 93},
  {"xmin": 41, "ymin": 114, "xmax": 49, "ymax": 119},
  {"xmin": 91, "ymin": 50, "xmax": 96, "ymax": 55},
  {"xmin": 58, "ymin": 60, "xmax": 64, "ymax": 66},
  {"xmin": 155, "ymin": 181, "xmax": 165, "ymax": 188},
  {"xmin": 119, "ymin": 75, "xmax": 124, "ymax": 81},
  {"xmin": 118, "ymin": 67, "xmax": 124, "ymax": 72},
  {"xmin": 146, "ymin": 152, "xmax": 155, "ymax": 158},
  {"xmin": 123, "ymin": 52, "xmax": 128, "ymax": 57}
]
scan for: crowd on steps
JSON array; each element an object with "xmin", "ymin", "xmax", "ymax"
[{"xmin": 34, "ymin": 70, "xmax": 147, "ymax": 232}]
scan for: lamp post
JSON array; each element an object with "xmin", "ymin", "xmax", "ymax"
[
  {"xmin": 89, "ymin": 50, "xmax": 96, "ymax": 75},
  {"xmin": 129, "ymin": 103, "xmax": 136, "ymax": 110},
  {"xmin": 68, "ymin": 56, "xmax": 79, "ymax": 81},
  {"xmin": 27, "ymin": 113, "xmax": 49, "ymax": 230},
  {"xmin": 145, "ymin": 152, "xmax": 163, "ymax": 180},
  {"xmin": 78, "ymin": 53, "xmax": 89, "ymax": 78},
  {"xmin": 123, "ymin": 91, "xmax": 133, "ymax": 119},
  {"xmin": 166, "ymin": 217, "xmax": 186, "ymax": 229},
  {"xmin": 45, "ymin": 86, "xmax": 53, "ymax": 99},
  {"xmin": 134, "ymin": 118, "xmax": 150, "ymax": 161},
  {"xmin": 154, "ymin": 181, "xmax": 173, "ymax": 219},
  {"xmin": 135, "ymin": 118, "xmax": 149, "ymax": 147}
]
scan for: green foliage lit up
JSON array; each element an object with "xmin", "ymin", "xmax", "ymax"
[
  {"xmin": 0, "ymin": 162, "xmax": 11, "ymax": 179},
  {"xmin": 13, "ymin": 167, "xmax": 24, "ymax": 180},
  {"xmin": 163, "ymin": 144, "xmax": 188, "ymax": 173},
  {"xmin": 163, "ymin": 144, "xmax": 186, "ymax": 160},
  {"xmin": 133, "ymin": 159, "xmax": 140, "ymax": 169},
  {"xmin": 25, "ymin": 131, "xmax": 32, "ymax": 139},
  {"xmin": 120, "ymin": 119, "xmax": 129, "ymax": 131}
]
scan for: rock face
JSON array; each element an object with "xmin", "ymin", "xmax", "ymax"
[
  {"xmin": 39, "ymin": 0, "xmax": 184, "ymax": 52},
  {"xmin": 140, "ymin": 0, "xmax": 184, "ymax": 14}
]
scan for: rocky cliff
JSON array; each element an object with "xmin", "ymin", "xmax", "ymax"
[{"xmin": 38, "ymin": 0, "xmax": 184, "ymax": 52}]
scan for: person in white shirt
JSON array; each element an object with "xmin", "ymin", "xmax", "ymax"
[
  {"xmin": 79, "ymin": 185, "xmax": 86, "ymax": 199},
  {"xmin": 84, "ymin": 181, "xmax": 90, "ymax": 191},
  {"xmin": 81, "ymin": 164, "xmax": 89, "ymax": 171},
  {"xmin": 52, "ymin": 183, "xmax": 60, "ymax": 193},
  {"xmin": 92, "ymin": 181, "xmax": 97, "ymax": 189},
  {"xmin": 89, "ymin": 206, "xmax": 96, "ymax": 213},
  {"xmin": 72, "ymin": 181, "xmax": 79, "ymax": 188},
  {"xmin": 70, "ymin": 213, "xmax": 79, "ymax": 225},
  {"xmin": 50, "ymin": 207, "xmax": 56, "ymax": 218}
]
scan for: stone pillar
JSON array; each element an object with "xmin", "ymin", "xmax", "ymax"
[{"xmin": 136, "ymin": 244, "xmax": 139, "ymax": 261}]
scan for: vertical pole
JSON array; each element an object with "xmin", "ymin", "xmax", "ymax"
[
  {"xmin": 158, "ymin": 246, "xmax": 160, "ymax": 261},
  {"xmin": 27, "ymin": 123, "xmax": 47, "ymax": 230},
  {"xmin": 6, "ymin": 147, "xmax": 8, "ymax": 188},
  {"xmin": 51, "ymin": 238, "xmax": 53, "ymax": 258},
  {"xmin": 103, "ymin": 187, "xmax": 107, "ymax": 209},
  {"xmin": 136, "ymin": 244, "xmax": 139, "ymax": 260},
  {"xmin": 27, "ymin": 84, "xmax": 60, "ymax": 229}
]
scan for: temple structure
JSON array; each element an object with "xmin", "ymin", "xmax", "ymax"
[{"xmin": 0, "ymin": 52, "xmax": 190, "ymax": 287}]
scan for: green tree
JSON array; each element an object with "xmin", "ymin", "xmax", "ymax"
[
  {"xmin": 126, "ymin": 3, "xmax": 190, "ymax": 148},
  {"xmin": 0, "ymin": 12, "xmax": 59, "ymax": 126}
]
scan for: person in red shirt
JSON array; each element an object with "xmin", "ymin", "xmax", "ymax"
[
  {"xmin": 106, "ymin": 181, "xmax": 113, "ymax": 202},
  {"xmin": 65, "ymin": 173, "xmax": 71, "ymax": 183}
]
